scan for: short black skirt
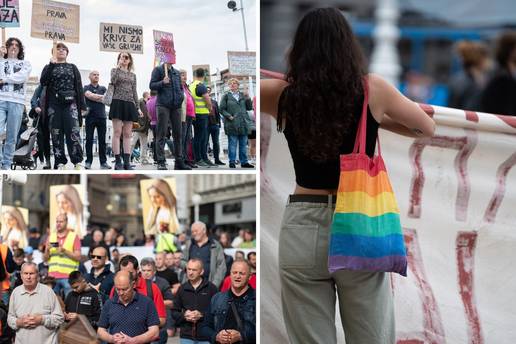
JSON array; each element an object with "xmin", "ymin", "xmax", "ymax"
[{"xmin": 109, "ymin": 99, "xmax": 138, "ymax": 122}]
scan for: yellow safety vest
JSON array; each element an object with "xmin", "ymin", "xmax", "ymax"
[
  {"xmin": 189, "ymin": 80, "xmax": 210, "ymax": 115},
  {"xmin": 48, "ymin": 231, "xmax": 79, "ymax": 276}
]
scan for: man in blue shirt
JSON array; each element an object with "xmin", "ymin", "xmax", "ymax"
[
  {"xmin": 83, "ymin": 71, "xmax": 110, "ymax": 170},
  {"xmin": 97, "ymin": 271, "xmax": 159, "ymax": 343}
]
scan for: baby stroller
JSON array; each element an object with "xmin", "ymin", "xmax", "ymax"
[{"xmin": 11, "ymin": 116, "xmax": 39, "ymax": 170}]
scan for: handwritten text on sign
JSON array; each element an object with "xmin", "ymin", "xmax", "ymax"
[
  {"xmin": 228, "ymin": 51, "xmax": 256, "ymax": 76},
  {"xmin": 100, "ymin": 23, "xmax": 143, "ymax": 54},
  {"xmin": 153, "ymin": 30, "xmax": 175, "ymax": 64},
  {"xmin": 0, "ymin": 0, "xmax": 19, "ymax": 28},
  {"xmin": 31, "ymin": 0, "xmax": 80, "ymax": 43}
]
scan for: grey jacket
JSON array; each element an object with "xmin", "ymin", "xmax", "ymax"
[{"xmin": 181, "ymin": 238, "xmax": 226, "ymax": 288}]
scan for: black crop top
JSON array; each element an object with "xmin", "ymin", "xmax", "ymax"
[{"xmin": 283, "ymin": 94, "xmax": 380, "ymax": 189}]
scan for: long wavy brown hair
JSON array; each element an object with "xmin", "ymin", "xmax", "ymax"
[{"xmin": 277, "ymin": 7, "xmax": 366, "ymax": 162}]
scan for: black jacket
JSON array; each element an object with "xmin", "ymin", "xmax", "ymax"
[
  {"xmin": 149, "ymin": 64, "xmax": 184, "ymax": 109},
  {"xmin": 172, "ymin": 278, "xmax": 218, "ymax": 340},
  {"xmin": 480, "ymin": 69, "xmax": 516, "ymax": 116},
  {"xmin": 40, "ymin": 62, "xmax": 87, "ymax": 125},
  {"xmin": 85, "ymin": 264, "xmax": 114, "ymax": 303},
  {"xmin": 208, "ymin": 99, "xmax": 221, "ymax": 126},
  {"xmin": 64, "ymin": 287, "xmax": 102, "ymax": 329}
]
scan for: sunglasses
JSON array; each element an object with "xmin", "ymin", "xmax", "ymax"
[{"xmin": 90, "ymin": 255, "xmax": 105, "ymax": 260}]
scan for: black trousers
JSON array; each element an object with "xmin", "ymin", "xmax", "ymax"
[
  {"xmin": 48, "ymin": 101, "xmax": 83, "ymax": 165},
  {"xmin": 37, "ymin": 114, "xmax": 51, "ymax": 163},
  {"xmin": 85, "ymin": 117, "xmax": 107, "ymax": 164},
  {"xmin": 156, "ymin": 106, "xmax": 182, "ymax": 163}
]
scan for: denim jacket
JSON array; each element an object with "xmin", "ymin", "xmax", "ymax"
[{"xmin": 200, "ymin": 288, "xmax": 256, "ymax": 343}]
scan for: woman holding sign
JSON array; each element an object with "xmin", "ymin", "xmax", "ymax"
[
  {"xmin": 108, "ymin": 52, "xmax": 142, "ymax": 170},
  {"xmin": 40, "ymin": 42, "xmax": 86, "ymax": 170}
]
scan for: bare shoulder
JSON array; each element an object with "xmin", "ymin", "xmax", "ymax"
[{"xmin": 261, "ymin": 79, "xmax": 289, "ymax": 118}]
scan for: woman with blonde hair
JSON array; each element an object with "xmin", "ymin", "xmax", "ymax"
[
  {"xmin": 1, "ymin": 206, "xmax": 28, "ymax": 250},
  {"xmin": 108, "ymin": 52, "xmax": 142, "ymax": 170},
  {"xmin": 146, "ymin": 179, "xmax": 179, "ymax": 236},
  {"xmin": 220, "ymin": 78, "xmax": 254, "ymax": 168},
  {"xmin": 55, "ymin": 185, "xmax": 84, "ymax": 238}
]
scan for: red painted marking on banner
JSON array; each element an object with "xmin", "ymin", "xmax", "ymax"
[
  {"xmin": 483, "ymin": 151, "xmax": 516, "ymax": 223},
  {"xmin": 403, "ymin": 228, "xmax": 445, "ymax": 344},
  {"xmin": 260, "ymin": 69, "xmax": 285, "ymax": 80},
  {"xmin": 465, "ymin": 111, "xmax": 479, "ymax": 123},
  {"xmin": 418, "ymin": 103, "xmax": 435, "ymax": 117},
  {"xmin": 408, "ymin": 132, "xmax": 477, "ymax": 221},
  {"xmin": 456, "ymin": 231, "xmax": 483, "ymax": 344},
  {"xmin": 496, "ymin": 114, "xmax": 516, "ymax": 129}
]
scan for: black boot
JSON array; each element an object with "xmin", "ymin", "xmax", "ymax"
[
  {"xmin": 114, "ymin": 155, "xmax": 123, "ymax": 170},
  {"xmin": 174, "ymin": 159, "xmax": 192, "ymax": 170},
  {"xmin": 123, "ymin": 154, "xmax": 134, "ymax": 170}
]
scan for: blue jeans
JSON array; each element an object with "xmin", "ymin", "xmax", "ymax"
[
  {"xmin": 53, "ymin": 278, "xmax": 72, "ymax": 299},
  {"xmin": 0, "ymin": 100, "xmax": 24, "ymax": 169},
  {"xmin": 180, "ymin": 339, "xmax": 210, "ymax": 344},
  {"xmin": 228, "ymin": 134, "xmax": 248, "ymax": 164},
  {"xmin": 193, "ymin": 115, "xmax": 209, "ymax": 161}
]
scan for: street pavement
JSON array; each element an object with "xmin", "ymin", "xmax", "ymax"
[{"xmin": 27, "ymin": 156, "xmax": 255, "ymax": 171}]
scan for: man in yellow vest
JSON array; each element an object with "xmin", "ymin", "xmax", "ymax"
[
  {"xmin": 43, "ymin": 213, "xmax": 81, "ymax": 298},
  {"xmin": 189, "ymin": 68, "xmax": 215, "ymax": 168}
]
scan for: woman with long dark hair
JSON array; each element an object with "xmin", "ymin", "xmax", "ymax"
[{"xmin": 261, "ymin": 8, "xmax": 435, "ymax": 344}]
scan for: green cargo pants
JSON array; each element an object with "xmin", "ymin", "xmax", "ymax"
[{"xmin": 279, "ymin": 196, "xmax": 395, "ymax": 344}]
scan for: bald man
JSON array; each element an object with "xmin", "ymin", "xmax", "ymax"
[
  {"xmin": 84, "ymin": 70, "xmax": 110, "ymax": 169},
  {"xmin": 97, "ymin": 271, "xmax": 159, "ymax": 343},
  {"xmin": 181, "ymin": 221, "xmax": 226, "ymax": 288}
]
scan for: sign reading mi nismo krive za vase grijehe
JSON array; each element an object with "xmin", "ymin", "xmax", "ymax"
[
  {"xmin": 31, "ymin": 0, "xmax": 80, "ymax": 43},
  {"xmin": 100, "ymin": 22, "xmax": 143, "ymax": 54},
  {"xmin": 0, "ymin": 0, "xmax": 20, "ymax": 28}
]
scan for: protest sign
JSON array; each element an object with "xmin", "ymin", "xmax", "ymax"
[
  {"xmin": 228, "ymin": 51, "xmax": 256, "ymax": 76},
  {"xmin": 99, "ymin": 22, "xmax": 143, "ymax": 54},
  {"xmin": 153, "ymin": 30, "xmax": 175, "ymax": 64},
  {"xmin": 31, "ymin": 0, "xmax": 80, "ymax": 43},
  {"xmin": 0, "ymin": 0, "xmax": 20, "ymax": 28}
]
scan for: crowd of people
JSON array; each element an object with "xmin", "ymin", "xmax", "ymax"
[
  {"xmin": 445, "ymin": 31, "xmax": 516, "ymax": 116},
  {"xmin": 0, "ymin": 216, "xmax": 256, "ymax": 343},
  {"xmin": 0, "ymin": 37, "xmax": 256, "ymax": 171}
]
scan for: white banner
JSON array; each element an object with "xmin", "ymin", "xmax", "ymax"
[{"xmin": 261, "ymin": 104, "xmax": 516, "ymax": 343}]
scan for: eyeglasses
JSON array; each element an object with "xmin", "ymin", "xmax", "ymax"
[
  {"xmin": 8, "ymin": 42, "xmax": 19, "ymax": 47},
  {"xmin": 121, "ymin": 55, "xmax": 130, "ymax": 60},
  {"xmin": 90, "ymin": 255, "xmax": 105, "ymax": 260}
]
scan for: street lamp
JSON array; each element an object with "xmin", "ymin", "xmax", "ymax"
[
  {"xmin": 192, "ymin": 194, "xmax": 202, "ymax": 223},
  {"xmin": 227, "ymin": 0, "xmax": 249, "ymax": 51}
]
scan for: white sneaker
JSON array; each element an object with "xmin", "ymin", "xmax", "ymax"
[
  {"xmin": 57, "ymin": 163, "xmax": 66, "ymax": 170},
  {"xmin": 74, "ymin": 163, "xmax": 82, "ymax": 170}
]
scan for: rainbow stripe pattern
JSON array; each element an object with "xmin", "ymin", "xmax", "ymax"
[{"xmin": 329, "ymin": 153, "xmax": 407, "ymax": 276}]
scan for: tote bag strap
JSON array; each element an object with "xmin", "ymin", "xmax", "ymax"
[{"xmin": 352, "ymin": 77, "xmax": 382, "ymax": 156}]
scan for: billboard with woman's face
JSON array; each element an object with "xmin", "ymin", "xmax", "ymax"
[
  {"xmin": 1, "ymin": 206, "xmax": 29, "ymax": 250},
  {"xmin": 140, "ymin": 178, "xmax": 179, "ymax": 236},
  {"xmin": 49, "ymin": 184, "xmax": 85, "ymax": 238}
]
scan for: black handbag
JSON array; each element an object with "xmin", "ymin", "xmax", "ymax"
[{"xmin": 56, "ymin": 90, "xmax": 76, "ymax": 104}]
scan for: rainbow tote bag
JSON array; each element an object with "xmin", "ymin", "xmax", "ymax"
[{"xmin": 328, "ymin": 80, "xmax": 407, "ymax": 276}]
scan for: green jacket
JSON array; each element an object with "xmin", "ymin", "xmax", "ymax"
[{"xmin": 219, "ymin": 91, "xmax": 253, "ymax": 136}]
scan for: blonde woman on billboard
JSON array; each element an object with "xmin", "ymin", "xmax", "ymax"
[
  {"xmin": 146, "ymin": 179, "xmax": 179, "ymax": 237},
  {"xmin": 56, "ymin": 185, "xmax": 84, "ymax": 238},
  {"xmin": 1, "ymin": 206, "xmax": 28, "ymax": 250}
]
